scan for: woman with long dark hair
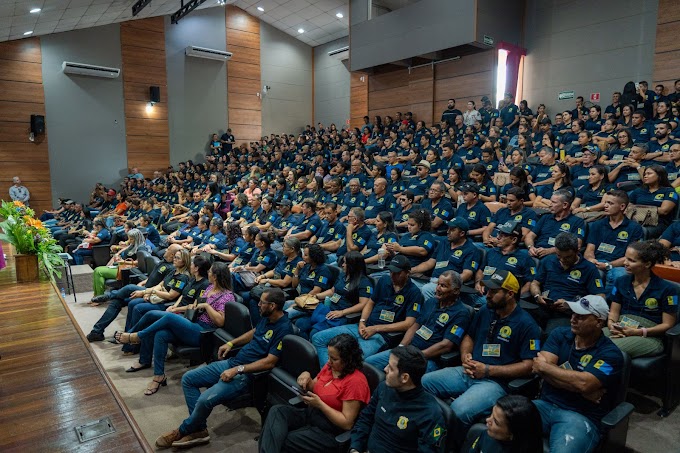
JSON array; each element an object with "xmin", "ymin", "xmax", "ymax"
[
  {"xmin": 629, "ymin": 164, "xmax": 679, "ymax": 236},
  {"xmin": 500, "ymin": 166, "xmax": 536, "ymax": 206},
  {"xmin": 364, "ymin": 211, "xmax": 399, "ymax": 265},
  {"xmin": 534, "ymin": 162, "xmax": 573, "ymax": 208},
  {"xmin": 468, "ymin": 395, "xmax": 543, "ymax": 453},
  {"xmin": 386, "ymin": 209, "xmax": 435, "ymax": 269},
  {"xmin": 606, "ymin": 241, "xmax": 677, "ymax": 358},
  {"xmin": 468, "ymin": 164, "xmax": 497, "ymax": 202},
  {"xmin": 118, "ymin": 261, "xmax": 232, "ymax": 395},
  {"xmin": 258, "ymin": 333, "xmax": 371, "ymax": 453}
]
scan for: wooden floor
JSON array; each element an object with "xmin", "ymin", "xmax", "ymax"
[{"xmin": 0, "ymin": 245, "xmax": 151, "ymax": 452}]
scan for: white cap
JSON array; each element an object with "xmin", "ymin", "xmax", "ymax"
[{"xmin": 566, "ymin": 295, "xmax": 609, "ymax": 321}]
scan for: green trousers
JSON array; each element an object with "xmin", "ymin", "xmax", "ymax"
[
  {"xmin": 93, "ymin": 266, "xmax": 118, "ymax": 296},
  {"xmin": 604, "ymin": 314, "xmax": 664, "ymax": 358}
]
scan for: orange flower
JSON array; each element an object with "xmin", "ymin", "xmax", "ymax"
[
  {"xmin": 23, "ymin": 216, "xmax": 44, "ymax": 229},
  {"xmin": 13, "ymin": 201, "xmax": 25, "ymax": 208}
]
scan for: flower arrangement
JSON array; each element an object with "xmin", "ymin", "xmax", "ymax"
[{"xmin": 0, "ymin": 200, "xmax": 63, "ymax": 281}]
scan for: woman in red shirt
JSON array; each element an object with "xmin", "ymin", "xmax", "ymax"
[{"xmin": 259, "ymin": 333, "xmax": 371, "ymax": 452}]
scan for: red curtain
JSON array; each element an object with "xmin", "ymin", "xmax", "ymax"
[{"xmin": 498, "ymin": 42, "xmax": 526, "ymax": 102}]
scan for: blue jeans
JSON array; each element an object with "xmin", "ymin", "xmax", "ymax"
[
  {"xmin": 533, "ymin": 399, "xmax": 601, "ymax": 453},
  {"xmin": 311, "ymin": 324, "xmax": 386, "ymax": 369},
  {"xmin": 122, "ymin": 299, "xmax": 166, "ymax": 352},
  {"xmin": 73, "ymin": 248, "xmax": 92, "ymax": 264},
  {"xmin": 605, "ymin": 266, "xmax": 626, "ymax": 299},
  {"xmin": 179, "ymin": 358, "xmax": 250, "ymax": 435},
  {"xmin": 137, "ymin": 311, "xmax": 209, "ymax": 375},
  {"xmin": 421, "ymin": 366, "xmax": 506, "ymax": 428},
  {"xmin": 90, "ymin": 285, "xmax": 145, "ymax": 335},
  {"xmin": 365, "ymin": 349, "xmax": 439, "ymax": 373}
]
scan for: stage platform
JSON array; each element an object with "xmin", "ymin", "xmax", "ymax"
[{"xmin": 0, "ymin": 247, "xmax": 151, "ymax": 452}]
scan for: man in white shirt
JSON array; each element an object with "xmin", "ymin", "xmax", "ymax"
[{"xmin": 9, "ymin": 176, "xmax": 30, "ymax": 206}]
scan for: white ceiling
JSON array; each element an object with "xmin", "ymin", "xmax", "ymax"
[{"xmin": 0, "ymin": 0, "xmax": 350, "ymax": 46}]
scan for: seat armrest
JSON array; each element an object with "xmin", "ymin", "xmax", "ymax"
[
  {"xmin": 287, "ymin": 396, "xmax": 306, "ymax": 407},
  {"xmin": 334, "ymin": 431, "xmax": 351, "ymax": 444},
  {"xmin": 508, "ymin": 375, "xmax": 541, "ymax": 396},
  {"xmin": 345, "ymin": 312, "xmax": 361, "ymax": 324},
  {"xmin": 438, "ymin": 351, "xmax": 461, "ymax": 367},
  {"xmin": 384, "ymin": 331, "xmax": 404, "ymax": 348},
  {"xmin": 665, "ymin": 323, "xmax": 680, "ymax": 337},
  {"xmin": 601, "ymin": 402, "xmax": 634, "ymax": 429}
]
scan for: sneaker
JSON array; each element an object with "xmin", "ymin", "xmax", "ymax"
[
  {"xmin": 155, "ymin": 429, "xmax": 182, "ymax": 449},
  {"xmin": 172, "ymin": 430, "xmax": 210, "ymax": 448},
  {"xmin": 86, "ymin": 331, "xmax": 105, "ymax": 342}
]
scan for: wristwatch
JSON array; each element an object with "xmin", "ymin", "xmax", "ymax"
[
  {"xmin": 237, "ymin": 365, "xmax": 245, "ymax": 374},
  {"xmin": 605, "ymin": 263, "xmax": 613, "ymax": 271}
]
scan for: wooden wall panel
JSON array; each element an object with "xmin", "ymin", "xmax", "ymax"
[
  {"xmin": 226, "ymin": 6, "xmax": 261, "ymax": 144},
  {"xmin": 121, "ymin": 17, "xmax": 169, "ymax": 176},
  {"xmin": 350, "ymin": 72, "xmax": 369, "ymax": 129},
  {"xmin": 0, "ymin": 37, "xmax": 51, "ymax": 214},
  {"xmin": 653, "ymin": 2, "xmax": 680, "ymax": 89},
  {"xmin": 367, "ymin": 66, "xmax": 435, "ymax": 125}
]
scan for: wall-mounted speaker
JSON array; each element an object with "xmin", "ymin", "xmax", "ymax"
[
  {"xmin": 150, "ymin": 86, "xmax": 160, "ymax": 103},
  {"xmin": 30, "ymin": 114, "xmax": 45, "ymax": 135}
]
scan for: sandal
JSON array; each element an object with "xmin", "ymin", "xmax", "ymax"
[
  {"xmin": 144, "ymin": 375, "xmax": 167, "ymax": 396},
  {"xmin": 114, "ymin": 331, "xmax": 140, "ymax": 345}
]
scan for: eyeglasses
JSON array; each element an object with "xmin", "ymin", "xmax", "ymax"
[{"xmin": 258, "ymin": 299, "xmax": 275, "ymax": 306}]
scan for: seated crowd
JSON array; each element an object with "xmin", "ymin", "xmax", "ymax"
[{"xmin": 39, "ymin": 81, "xmax": 680, "ymax": 452}]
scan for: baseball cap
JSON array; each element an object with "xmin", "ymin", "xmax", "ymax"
[
  {"xmin": 496, "ymin": 220, "xmax": 522, "ymax": 236},
  {"xmin": 566, "ymin": 295, "xmax": 609, "ymax": 321},
  {"xmin": 539, "ymin": 117, "xmax": 552, "ymax": 125},
  {"xmin": 460, "ymin": 182, "xmax": 480, "ymax": 194},
  {"xmin": 416, "ymin": 160, "xmax": 431, "ymax": 169},
  {"xmin": 447, "ymin": 217, "xmax": 470, "ymax": 231},
  {"xmin": 481, "ymin": 95, "xmax": 490, "ymax": 103},
  {"xmin": 107, "ymin": 189, "xmax": 116, "ymax": 196},
  {"xmin": 481, "ymin": 270, "xmax": 520, "ymax": 293},
  {"xmin": 277, "ymin": 199, "xmax": 292, "ymax": 207},
  {"xmin": 387, "ymin": 255, "xmax": 411, "ymax": 273},
  {"xmin": 581, "ymin": 146, "xmax": 595, "ymax": 155}
]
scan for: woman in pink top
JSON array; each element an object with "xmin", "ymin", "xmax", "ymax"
[
  {"xmin": 117, "ymin": 262, "xmax": 233, "ymax": 395},
  {"xmin": 259, "ymin": 333, "xmax": 371, "ymax": 452}
]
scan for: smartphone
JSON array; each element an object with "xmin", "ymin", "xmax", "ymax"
[
  {"xmin": 291, "ymin": 384, "xmax": 308, "ymax": 396},
  {"xmin": 542, "ymin": 297, "xmax": 554, "ymax": 305}
]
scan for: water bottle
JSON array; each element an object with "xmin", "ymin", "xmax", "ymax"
[
  {"xmin": 378, "ymin": 249, "xmax": 386, "ymax": 269},
  {"xmin": 60, "ymin": 287, "xmax": 66, "ymax": 298}
]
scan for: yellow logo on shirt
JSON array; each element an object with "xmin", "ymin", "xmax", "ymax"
[
  {"xmin": 645, "ymin": 298, "xmax": 658, "ymax": 309},
  {"xmin": 454, "ymin": 250, "xmax": 463, "ymax": 257},
  {"xmin": 580, "ymin": 354, "xmax": 593, "ymax": 367},
  {"xmin": 507, "ymin": 257, "xmax": 518, "ymax": 265},
  {"xmin": 560, "ymin": 223, "xmax": 571, "ymax": 231},
  {"xmin": 618, "ymin": 231, "xmax": 628, "ymax": 240},
  {"xmin": 277, "ymin": 341, "xmax": 282, "ymax": 351},
  {"xmin": 264, "ymin": 330, "xmax": 273, "ymax": 340},
  {"xmin": 397, "ymin": 416, "xmax": 409, "ymax": 430},
  {"xmin": 438, "ymin": 313, "xmax": 449, "ymax": 323},
  {"xmin": 655, "ymin": 193, "xmax": 664, "ymax": 201},
  {"xmin": 570, "ymin": 270, "xmax": 581, "ymax": 280},
  {"xmin": 499, "ymin": 326, "xmax": 512, "ymax": 339},
  {"xmin": 395, "ymin": 295, "xmax": 404, "ymax": 305}
]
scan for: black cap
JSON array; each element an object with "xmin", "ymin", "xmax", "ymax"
[
  {"xmin": 387, "ymin": 255, "xmax": 411, "ymax": 273},
  {"xmin": 277, "ymin": 199, "xmax": 292, "ymax": 207},
  {"xmin": 539, "ymin": 117, "xmax": 552, "ymax": 125},
  {"xmin": 460, "ymin": 182, "xmax": 480, "ymax": 194},
  {"xmin": 481, "ymin": 95, "xmax": 490, "ymax": 103},
  {"xmin": 496, "ymin": 220, "xmax": 522, "ymax": 236}
]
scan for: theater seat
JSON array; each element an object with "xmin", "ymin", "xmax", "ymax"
[{"xmin": 266, "ymin": 335, "xmax": 320, "ymax": 410}]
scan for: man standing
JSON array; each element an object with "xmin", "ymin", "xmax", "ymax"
[
  {"xmin": 9, "ymin": 176, "xmax": 30, "ymax": 205},
  {"xmin": 350, "ymin": 346, "xmax": 448, "ymax": 453},
  {"xmin": 441, "ymin": 98, "xmax": 463, "ymax": 125},
  {"xmin": 156, "ymin": 288, "xmax": 292, "ymax": 449},
  {"xmin": 220, "ymin": 128, "xmax": 235, "ymax": 153},
  {"xmin": 532, "ymin": 295, "xmax": 623, "ymax": 453},
  {"xmin": 422, "ymin": 270, "xmax": 541, "ymax": 446}
]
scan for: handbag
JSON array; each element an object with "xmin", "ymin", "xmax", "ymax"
[
  {"xmin": 149, "ymin": 294, "xmax": 165, "ymax": 304},
  {"xmin": 575, "ymin": 211, "xmax": 607, "ymax": 223},
  {"xmin": 625, "ymin": 204, "xmax": 658, "ymax": 226},
  {"xmin": 294, "ymin": 294, "xmax": 320, "ymax": 310},
  {"xmin": 184, "ymin": 308, "xmax": 199, "ymax": 322}
]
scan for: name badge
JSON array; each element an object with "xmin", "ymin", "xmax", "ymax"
[
  {"xmin": 627, "ymin": 173, "xmax": 640, "ymax": 180},
  {"xmin": 548, "ymin": 237, "xmax": 556, "ymax": 246},
  {"xmin": 329, "ymin": 293, "xmax": 342, "ymax": 304},
  {"xmin": 597, "ymin": 243, "xmax": 616, "ymax": 254},
  {"xmin": 560, "ymin": 361, "xmax": 573, "ymax": 370},
  {"xmin": 415, "ymin": 325, "xmax": 434, "ymax": 340},
  {"xmin": 379, "ymin": 310, "xmax": 396, "ymax": 323},
  {"xmin": 482, "ymin": 344, "xmax": 501, "ymax": 357},
  {"xmin": 233, "ymin": 257, "xmax": 243, "ymax": 265},
  {"xmin": 619, "ymin": 316, "xmax": 640, "ymax": 329},
  {"xmin": 435, "ymin": 261, "xmax": 449, "ymax": 269},
  {"xmin": 483, "ymin": 266, "xmax": 496, "ymax": 275}
]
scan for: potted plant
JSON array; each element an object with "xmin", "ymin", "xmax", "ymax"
[{"xmin": 0, "ymin": 200, "xmax": 63, "ymax": 282}]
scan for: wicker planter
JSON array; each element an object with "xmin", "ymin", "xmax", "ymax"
[{"xmin": 15, "ymin": 254, "xmax": 39, "ymax": 282}]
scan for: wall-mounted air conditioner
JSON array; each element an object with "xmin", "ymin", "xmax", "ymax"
[
  {"xmin": 328, "ymin": 46, "xmax": 349, "ymax": 61},
  {"xmin": 185, "ymin": 46, "xmax": 232, "ymax": 61},
  {"xmin": 62, "ymin": 61, "xmax": 121, "ymax": 78}
]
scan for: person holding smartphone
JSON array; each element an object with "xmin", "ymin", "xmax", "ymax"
[{"xmin": 259, "ymin": 334, "xmax": 370, "ymax": 453}]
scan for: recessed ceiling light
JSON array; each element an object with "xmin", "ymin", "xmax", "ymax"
[
  {"xmin": 297, "ymin": 28, "xmax": 304, "ymax": 33},
  {"xmin": 24, "ymin": 31, "xmax": 33, "ymax": 35},
  {"xmin": 336, "ymin": 12, "xmax": 343, "ymax": 18},
  {"xmin": 257, "ymin": 6, "xmax": 264, "ymax": 11},
  {"xmin": 30, "ymin": 8, "xmax": 41, "ymax": 13}
]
